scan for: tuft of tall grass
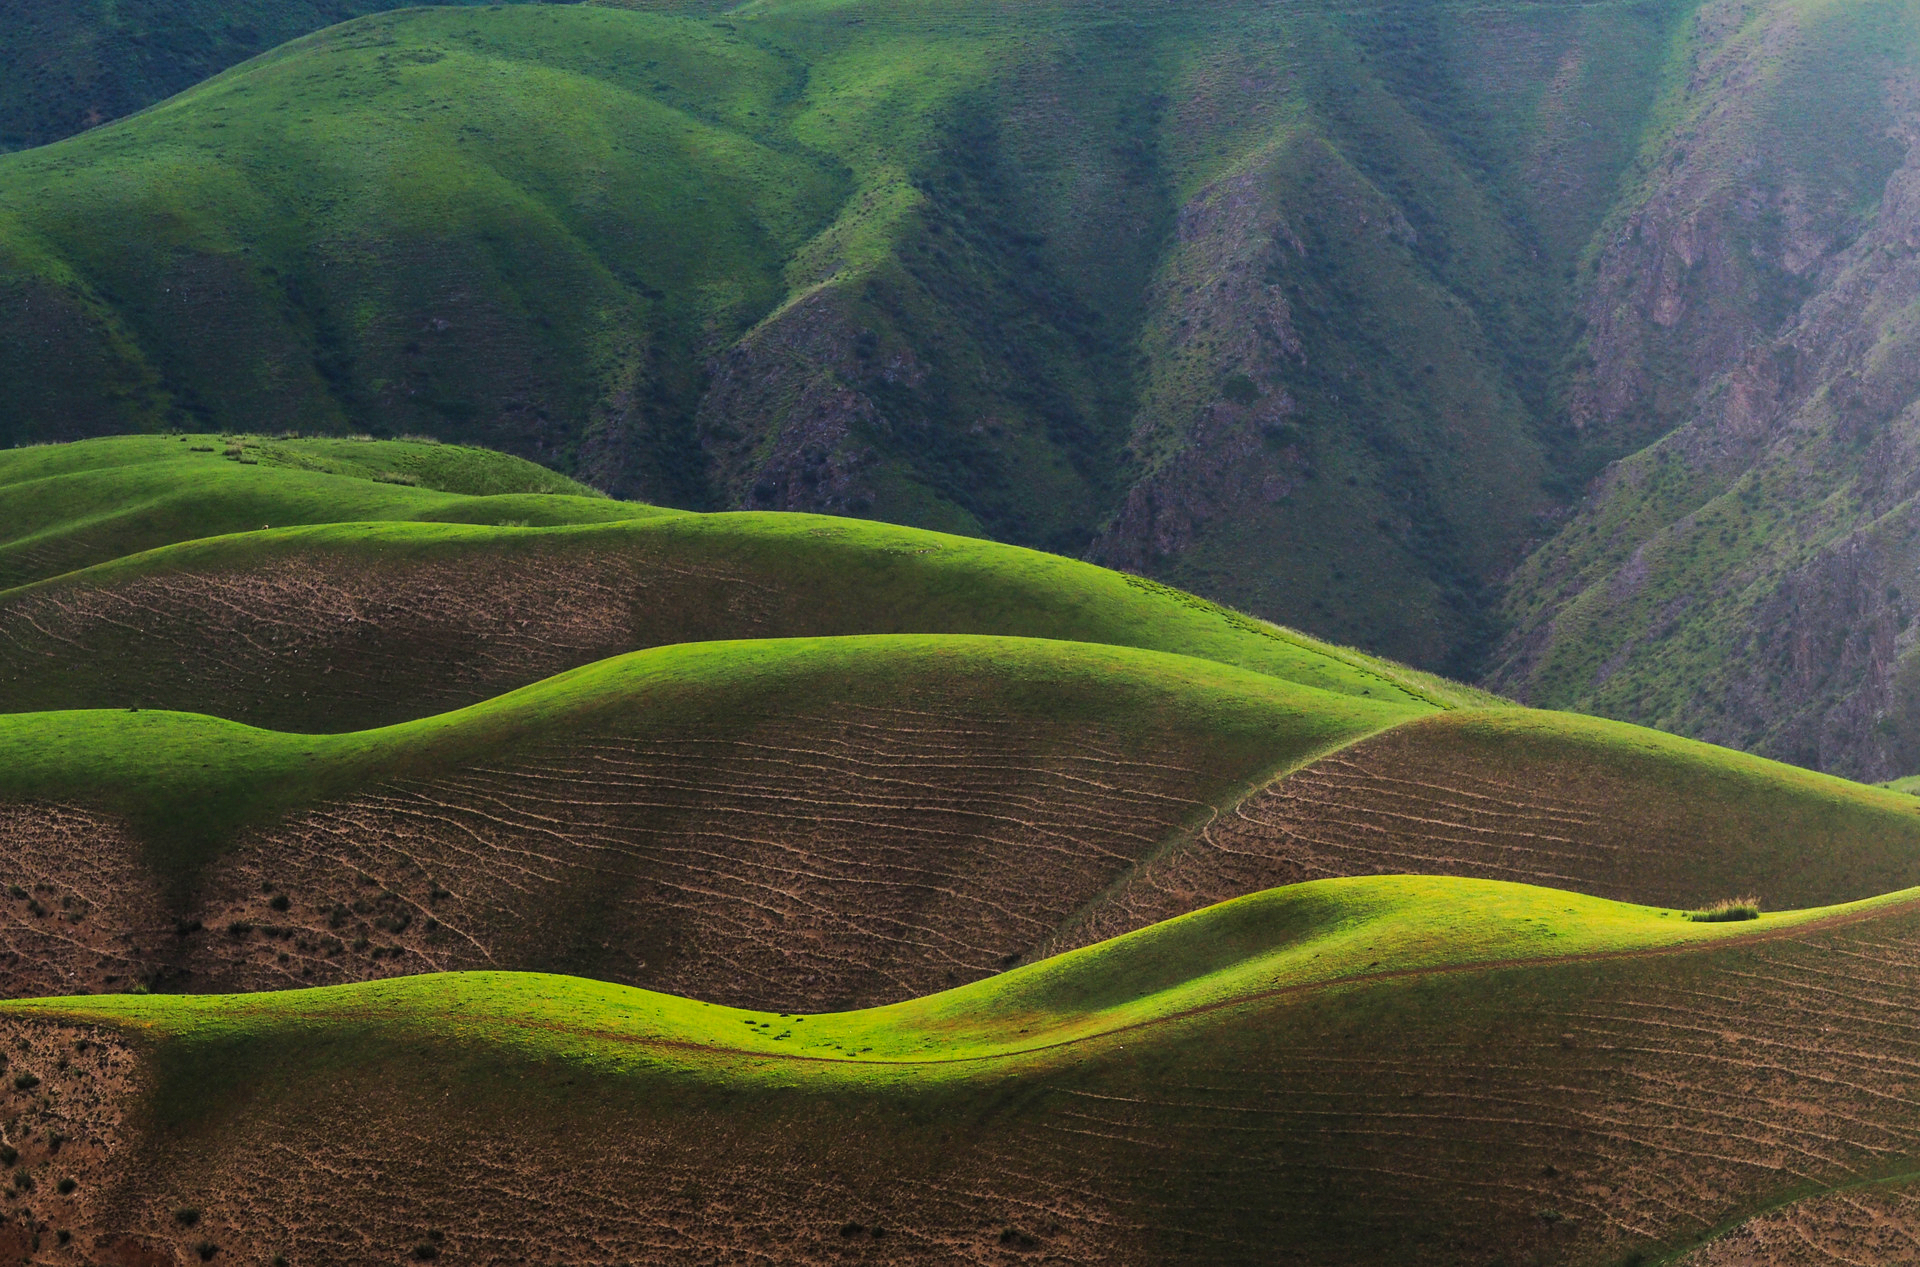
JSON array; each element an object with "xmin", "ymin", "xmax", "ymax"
[{"xmin": 1688, "ymin": 897, "xmax": 1760, "ymax": 923}]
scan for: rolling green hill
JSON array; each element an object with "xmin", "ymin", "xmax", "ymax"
[
  {"xmin": 0, "ymin": 434, "xmax": 1480, "ymax": 730},
  {"xmin": 0, "ymin": 634, "xmax": 1420, "ymax": 1006},
  {"xmin": 0, "ymin": 433, "xmax": 649, "ymax": 590},
  {"xmin": 0, "ymin": 434, "xmax": 1917, "ymax": 1261},
  {"xmin": 11, "ymin": 875, "xmax": 1920, "ymax": 1263}
]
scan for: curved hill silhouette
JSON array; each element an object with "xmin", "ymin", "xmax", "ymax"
[{"xmin": 10, "ymin": 877, "xmax": 1920, "ymax": 1263}]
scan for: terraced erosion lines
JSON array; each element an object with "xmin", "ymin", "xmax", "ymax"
[
  {"xmin": 1046, "ymin": 708, "xmax": 1920, "ymax": 955},
  {"xmin": 207, "ymin": 702, "xmax": 1238, "ymax": 1009}
]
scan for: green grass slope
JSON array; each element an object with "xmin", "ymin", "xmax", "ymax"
[
  {"xmin": 11, "ymin": 874, "xmax": 1920, "ymax": 1263},
  {"xmin": 0, "ymin": 0, "xmax": 590, "ymax": 154},
  {"xmin": 0, "ymin": 432, "xmax": 651, "ymax": 589},
  {"xmin": 0, "ymin": 437, "xmax": 1484, "ymax": 729},
  {"xmin": 0, "ymin": 0, "xmax": 1699, "ymax": 672},
  {"xmin": 0, "ymin": 635, "xmax": 1421, "ymax": 1007}
]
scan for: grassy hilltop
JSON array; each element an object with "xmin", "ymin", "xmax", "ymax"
[
  {"xmin": 10, "ymin": 878, "xmax": 1920, "ymax": 1263},
  {"xmin": 0, "ymin": 436, "xmax": 1916, "ymax": 1259}
]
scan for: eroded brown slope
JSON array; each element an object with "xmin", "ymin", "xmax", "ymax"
[
  {"xmin": 0, "ymin": 532, "xmax": 779, "ymax": 732},
  {"xmin": 19, "ymin": 901, "xmax": 1920, "ymax": 1263},
  {"xmin": 8, "ymin": 695, "xmax": 1920, "ymax": 1012},
  {"xmin": 0, "ymin": 684, "xmax": 1343, "ymax": 1010},
  {"xmin": 1048, "ymin": 708, "xmax": 1920, "ymax": 955},
  {"xmin": 0, "ymin": 516, "xmax": 1443, "ymax": 731}
]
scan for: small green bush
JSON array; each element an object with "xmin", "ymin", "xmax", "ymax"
[{"xmin": 1688, "ymin": 898, "xmax": 1761, "ymax": 922}]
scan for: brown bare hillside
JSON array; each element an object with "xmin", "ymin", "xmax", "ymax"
[
  {"xmin": 20, "ymin": 898, "xmax": 1920, "ymax": 1263},
  {"xmin": 0, "ymin": 680, "xmax": 1358, "ymax": 1009},
  {"xmin": 0, "ymin": 517, "xmax": 1443, "ymax": 730},
  {"xmin": 1680, "ymin": 1183, "xmax": 1920, "ymax": 1265},
  {"xmin": 1048, "ymin": 708, "xmax": 1920, "ymax": 954},
  {"xmin": 0, "ymin": 538, "xmax": 743, "ymax": 731}
]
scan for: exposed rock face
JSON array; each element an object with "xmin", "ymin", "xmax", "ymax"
[
  {"xmin": 1091, "ymin": 152, "xmax": 1311, "ymax": 569},
  {"xmin": 695, "ymin": 288, "xmax": 886, "ymax": 518},
  {"xmin": 1494, "ymin": 3, "xmax": 1920, "ymax": 777}
]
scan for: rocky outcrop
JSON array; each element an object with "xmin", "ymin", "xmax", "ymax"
[{"xmin": 1495, "ymin": 36, "xmax": 1920, "ymax": 777}]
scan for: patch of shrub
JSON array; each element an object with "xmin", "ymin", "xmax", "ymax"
[
  {"xmin": 268, "ymin": 894, "xmax": 291, "ymax": 912},
  {"xmin": 12, "ymin": 1073, "xmax": 38, "ymax": 1091},
  {"xmin": 56, "ymin": 1177, "xmax": 74, "ymax": 1194},
  {"xmin": 1688, "ymin": 898, "xmax": 1761, "ymax": 922},
  {"xmin": 174, "ymin": 1207, "xmax": 200, "ymax": 1228},
  {"xmin": 411, "ymin": 1242, "xmax": 439, "ymax": 1260},
  {"xmin": 227, "ymin": 921, "xmax": 253, "ymax": 937},
  {"xmin": 0, "ymin": 1146, "xmax": 18, "ymax": 1166},
  {"xmin": 194, "ymin": 1240, "xmax": 218, "ymax": 1260},
  {"xmin": 12, "ymin": 1169, "xmax": 31, "ymax": 1192}
]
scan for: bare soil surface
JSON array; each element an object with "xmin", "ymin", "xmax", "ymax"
[
  {"xmin": 1681, "ymin": 1180, "xmax": 1920, "ymax": 1264},
  {"xmin": 0, "ymin": 540, "xmax": 781, "ymax": 731}
]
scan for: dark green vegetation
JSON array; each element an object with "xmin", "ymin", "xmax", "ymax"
[
  {"xmin": 0, "ymin": 0, "xmax": 1701, "ymax": 674},
  {"xmin": 0, "ymin": 0, "xmax": 571, "ymax": 154}
]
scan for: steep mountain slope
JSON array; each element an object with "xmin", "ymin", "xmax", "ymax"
[
  {"xmin": 7, "ymin": 877, "xmax": 1920, "ymax": 1264},
  {"xmin": 1493, "ymin": 0, "xmax": 1920, "ymax": 778},
  {"xmin": 0, "ymin": 0, "xmax": 1695, "ymax": 672}
]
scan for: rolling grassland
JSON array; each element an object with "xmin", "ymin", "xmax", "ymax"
[{"xmin": 0, "ymin": 439, "xmax": 1916, "ymax": 1261}]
